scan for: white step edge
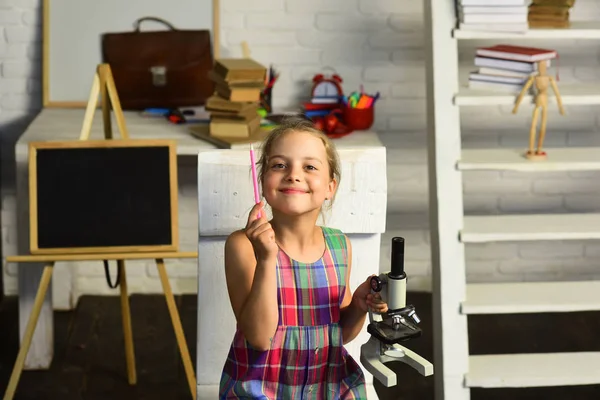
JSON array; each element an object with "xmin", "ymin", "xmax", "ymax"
[
  {"xmin": 458, "ymin": 147, "xmax": 600, "ymax": 172},
  {"xmin": 467, "ymin": 352, "xmax": 600, "ymax": 388},
  {"xmin": 454, "ymin": 83, "xmax": 600, "ymax": 106},
  {"xmin": 462, "ymin": 281, "xmax": 600, "ymax": 314},
  {"xmin": 461, "ymin": 213, "xmax": 600, "ymax": 243},
  {"xmin": 454, "ymin": 21, "xmax": 600, "ymax": 40}
]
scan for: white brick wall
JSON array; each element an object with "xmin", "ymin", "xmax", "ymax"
[{"xmin": 3, "ymin": 0, "xmax": 600, "ymax": 298}]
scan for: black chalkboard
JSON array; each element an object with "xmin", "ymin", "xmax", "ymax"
[{"xmin": 29, "ymin": 139, "xmax": 178, "ymax": 254}]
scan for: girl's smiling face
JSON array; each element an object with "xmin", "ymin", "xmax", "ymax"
[{"xmin": 262, "ymin": 131, "xmax": 337, "ymax": 216}]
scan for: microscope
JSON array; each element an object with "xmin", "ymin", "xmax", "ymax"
[{"xmin": 360, "ymin": 237, "xmax": 434, "ymax": 387}]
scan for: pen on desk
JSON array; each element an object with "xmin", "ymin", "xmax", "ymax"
[{"xmin": 143, "ymin": 108, "xmax": 170, "ymax": 116}]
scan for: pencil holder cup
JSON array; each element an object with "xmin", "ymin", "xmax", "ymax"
[{"xmin": 343, "ymin": 105, "xmax": 374, "ymax": 131}]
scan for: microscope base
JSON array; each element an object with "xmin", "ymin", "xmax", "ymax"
[{"xmin": 360, "ymin": 337, "xmax": 434, "ymax": 387}]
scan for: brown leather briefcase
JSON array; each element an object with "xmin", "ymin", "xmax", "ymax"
[{"xmin": 102, "ymin": 17, "xmax": 214, "ymax": 110}]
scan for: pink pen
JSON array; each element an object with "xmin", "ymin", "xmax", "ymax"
[{"xmin": 250, "ymin": 144, "xmax": 261, "ymax": 218}]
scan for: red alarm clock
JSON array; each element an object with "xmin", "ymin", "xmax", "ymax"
[{"xmin": 311, "ymin": 72, "xmax": 344, "ymax": 99}]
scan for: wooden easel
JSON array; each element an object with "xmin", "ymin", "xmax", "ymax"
[
  {"xmin": 79, "ymin": 63, "xmax": 129, "ymax": 140},
  {"xmin": 3, "ymin": 64, "xmax": 198, "ymax": 400}
]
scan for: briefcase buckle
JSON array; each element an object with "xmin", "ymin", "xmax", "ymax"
[{"xmin": 150, "ymin": 66, "xmax": 167, "ymax": 86}]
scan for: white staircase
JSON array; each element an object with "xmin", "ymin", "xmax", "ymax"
[
  {"xmin": 463, "ymin": 281, "xmax": 600, "ymax": 314},
  {"xmin": 424, "ymin": 1, "xmax": 600, "ymax": 399},
  {"xmin": 467, "ymin": 352, "xmax": 600, "ymax": 388}
]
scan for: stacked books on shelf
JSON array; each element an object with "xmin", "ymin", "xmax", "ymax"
[
  {"xmin": 206, "ymin": 58, "xmax": 266, "ymax": 139},
  {"xmin": 468, "ymin": 44, "xmax": 557, "ymax": 93},
  {"xmin": 528, "ymin": 0, "xmax": 575, "ymax": 28},
  {"xmin": 457, "ymin": 0, "xmax": 531, "ymax": 33}
]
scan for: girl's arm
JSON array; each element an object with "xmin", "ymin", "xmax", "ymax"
[
  {"xmin": 339, "ymin": 236, "xmax": 388, "ymax": 344},
  {"xmin": 224, "ymin": 229, "xmax": 279, "ymax": 351},
  {"xmin": 339, "ymin": 236, "xmax": 368, "ymax": 344}
]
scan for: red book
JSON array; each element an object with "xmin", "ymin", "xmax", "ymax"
[{"xmin": 476, "ymin": 44, "xmax": 557, "ymax": 62}]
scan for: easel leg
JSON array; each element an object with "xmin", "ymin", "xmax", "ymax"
[
  {"xmin": 118, "ymin": 260, "xmax": 137, "ymax": 385},
  {"xmin": 155, "ymin": 259, "xmax": 196, "ymax": 399},
  {"xmin": 98, "ymin": 65, "xmax": 113, "ymax": 139},
  {"xmin": 3, "ymin": 263, "xmax": 54, "ymax": 400}
]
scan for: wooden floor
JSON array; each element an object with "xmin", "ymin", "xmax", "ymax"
[{"xmin": 1, "ymin": 292, "xmax": 600, "ymax": 400}]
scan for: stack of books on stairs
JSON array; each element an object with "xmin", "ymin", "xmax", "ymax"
[
  {"xmin": 468, "ymin": 44, "xmax": 556, "ymax": 93},
  {"xmin": 457, "ymin": 0, "xmax": 531, "ymax": 33},
  {"xmin": 205, "ymin": 58, "xmax": 266, "ymax": 140},
  {"xmin": 528, "ymin": 0, "xmax": 575, "ymax": 28}
]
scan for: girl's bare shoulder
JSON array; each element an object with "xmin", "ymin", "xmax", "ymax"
[{"xmin": 224, "ymin": 229, "xmax": 257, "ymax": 269}]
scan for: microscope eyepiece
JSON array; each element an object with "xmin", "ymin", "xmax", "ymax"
[{"xmin": 390, "ymin": 237, "xmax": 406, "ymax": 279}]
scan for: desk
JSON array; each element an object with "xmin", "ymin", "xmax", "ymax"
[{"xmin": 10, "ymin": 108, "xmax": 385, "ymax": 373}]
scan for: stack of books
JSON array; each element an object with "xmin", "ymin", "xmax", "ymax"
[
  {"xmin": 468, "ymin": 44, "xmax": 557, "ymax": 93},
  {"xmin": 528, "ymin": 0, "xmax": 575, "ymax": 28},
  {"xmin": 206, "ymin": 58, "xmax": 266, "ymax": 138},
  {"xmin": 457, "ymin": 0, "xmax": 531, "ymax": 33}
]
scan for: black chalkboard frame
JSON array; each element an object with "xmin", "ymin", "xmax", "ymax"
[{"xmin": 28, "ymin": 139, "xmax": 179, "ymax": 255}]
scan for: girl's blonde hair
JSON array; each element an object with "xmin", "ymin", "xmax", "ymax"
[{"xmin": 257, "ymin": 116, "xmax": 341, "ymax": 205}]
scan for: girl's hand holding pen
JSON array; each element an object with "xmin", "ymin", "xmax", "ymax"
[{"xmin": 245, "ymin": 200, "xmax": 278, "ymax": 264}]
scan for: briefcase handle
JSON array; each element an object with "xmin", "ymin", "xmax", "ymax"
[{"xmin": 133, "ymin": 16, "xmax": 177, "ymax": 32}]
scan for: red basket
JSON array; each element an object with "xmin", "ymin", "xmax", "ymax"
[{"xmin": 343, "ymin": 105, "xmax": 374, "ymax": 131}]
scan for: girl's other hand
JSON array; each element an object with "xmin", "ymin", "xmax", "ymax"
[
  {"xmin": 353, "ymin": 275, "xmax": 389, "ymax": 314},
  {"xmin": 365, "ymin": 292, "xmax": 388, "ymax": 314},
  {"xmin": 244, "ymin": 201, "xmax": 278, "ymax": 263}
]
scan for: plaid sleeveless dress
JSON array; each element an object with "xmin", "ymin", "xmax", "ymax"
[{"xmin": 219, "ymin": 226, "xmax": 367, "ymax": 399}]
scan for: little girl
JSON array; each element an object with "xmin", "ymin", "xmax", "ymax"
[{"xmin": 219, "ymin": 116, "xmax": 387, "ymax": 399}]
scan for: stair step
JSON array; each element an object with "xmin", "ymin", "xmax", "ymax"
[
  {"xmin": 467, "ymin": 352, "xmax": 600, "ymax": 388},
  {"xmin": 461, "ymin": 213, "xmax": 600, "ymax": 243},
  {"xmin": 458, "ymin": 147, "xmax": 600, "ymax": 172},
  {"xmin": 455, "ymin": 82, "xmax": 600, "ymax": 106},
  {"xmin": 463, "ymin": 281, "xmax": 600, "ymax": 314}
]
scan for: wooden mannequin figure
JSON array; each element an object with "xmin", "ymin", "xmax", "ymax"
[{"xmin": 512, "ymin": 59, "xmax": 565, "ymax": 161}]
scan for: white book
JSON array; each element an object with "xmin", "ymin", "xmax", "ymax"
[
  {"xmin": 474, "ymin": 56, "xmax": 550, "ymax": 72},
  {"xmin": 467, "ymin": 79, "xmax": 526, "ymax": 94},
  {"xmin": 459, "ymin": 0, "xmax": 529, "ymax": 5},
  {"xmin": 460, "ymin": 5, "xmax": 528, "ymax": 14},
  {"xmin": 460, "ymin": 13, "xmax": 527, "ymax": 23},
  {"xmin": 459, "ymin": 22, "xmax": 529, "ymax": 32},
  {"xmin": 478, "ymin": 67, "xmax": 534, "ymax": 78},
  {"xmin": 469, "ymin": 72, "xmax": 528, "ymax": 85}
]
